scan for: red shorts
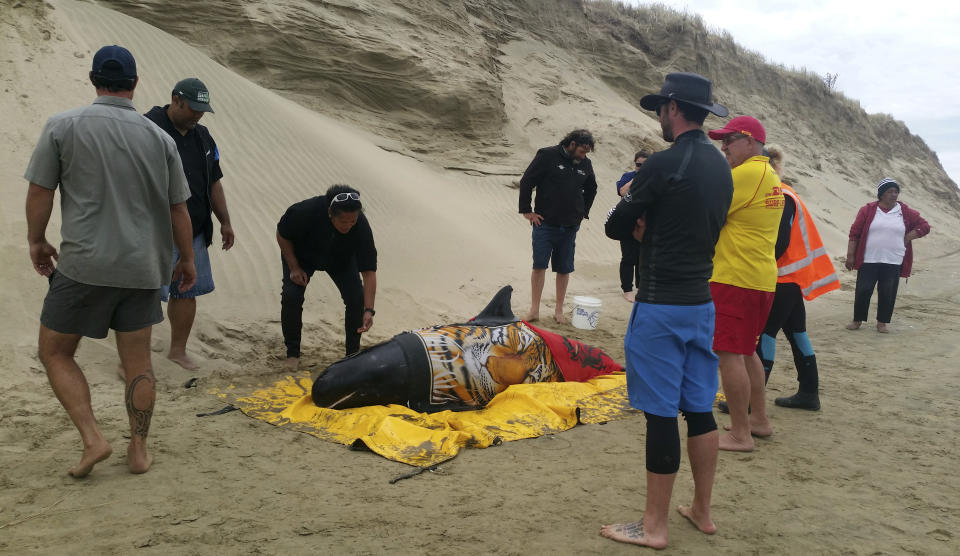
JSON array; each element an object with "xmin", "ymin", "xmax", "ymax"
[{"xmin": 710, "ymin": 282, "xmax": 775, "ymax": 355}]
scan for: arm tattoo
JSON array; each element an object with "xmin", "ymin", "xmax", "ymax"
[{"xmin": 125, "ymin": 372, "xmax": 155, "ymax": 438}]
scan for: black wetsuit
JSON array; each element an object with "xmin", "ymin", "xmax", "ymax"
[{"xmin": 605, "ymin": 129, "xmax": 732, "ymax": 305}]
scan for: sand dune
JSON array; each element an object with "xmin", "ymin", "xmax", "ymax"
[{"xmin": 1, "ymin": 1, "xmax": 958, "ymax": 554}]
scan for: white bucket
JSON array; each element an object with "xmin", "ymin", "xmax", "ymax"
[{"xmin": 571, "ymin": 296, "xmax": 602, "ymax": 330}]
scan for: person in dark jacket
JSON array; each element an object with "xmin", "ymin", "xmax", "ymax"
[
  {"xmin": 615, "ymin": 149, "xmax": 652, "ymax": 301},
  {"xmin": 518, "ymin": 129, "xmax": 598, "ymax": 323},
  {"xmin": 277, "ymin": 184, "xmax": 377, "ymax": 368},
  {"xmin": 145, "ymin": 78, "xmax": 235, "ymax": 371},
  {"xmin": 601, "ymin": 72, "xmax": 731, "ymax": 550}
]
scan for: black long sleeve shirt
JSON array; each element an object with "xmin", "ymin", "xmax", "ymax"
[
  {"xmin": 605, "ymin": 129, "xmax": 732, "ymax": 304},
  {"xmin": 518, "ymin": 145, "xmax": 598, "ymax": 227},
  {"xmin": 775, "ymin": 194, "xmax": 796, "ymax": 260}
]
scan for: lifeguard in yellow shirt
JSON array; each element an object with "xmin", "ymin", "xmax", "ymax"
[{"xmin": 707, "ymin": 116, "xmax": 783, "ymax": 452}]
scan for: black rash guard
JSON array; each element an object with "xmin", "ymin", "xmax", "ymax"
[
  {"xmin": 605, "ymin": 129, "xmax": 732, "ymax": 305},
  {"xmin": 775, "ymin": 194, "xmax": 796, "ymax": 260}
]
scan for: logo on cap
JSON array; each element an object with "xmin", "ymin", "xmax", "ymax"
[{"xmin": 173, "ymin": 77, "xmax": 214, "ymax": 113}]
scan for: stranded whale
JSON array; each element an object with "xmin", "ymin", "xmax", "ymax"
[{"xmin": 311, "ymin": 286, "xmax": 623, "ymax": 412}]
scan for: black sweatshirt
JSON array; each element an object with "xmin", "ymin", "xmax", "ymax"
[
  {"xmin": 518, "ymin": 145, "xmax": 598, "ymax": 227},
  {"xmin": 277, "ymin": 196, "xmax": 377, "ymax": 273},
  {"xmin": 605, "ymin": 130, "xmax": 732, "ymax": 305}
]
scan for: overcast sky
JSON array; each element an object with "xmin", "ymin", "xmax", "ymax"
[{"xmin": 638, "ymin": 0, "xmax": 960, "ymax": 185}]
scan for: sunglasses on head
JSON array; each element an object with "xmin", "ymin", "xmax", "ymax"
[{"xmin": 330, "ymin": 192, "xmax": 360, "ymax": 204}]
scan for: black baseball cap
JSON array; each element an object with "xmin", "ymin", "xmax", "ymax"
[{"xmin": 173, "ymin": 77, "xmax": 214, "ymax": 113}]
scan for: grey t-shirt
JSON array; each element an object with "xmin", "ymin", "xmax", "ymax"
[{"xmin": 24, "ymin": 96, "xmax": 191, "ymax": 289}]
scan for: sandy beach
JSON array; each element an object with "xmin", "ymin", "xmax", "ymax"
[{"xmin": 1, "ymin": 1, "xmax": 958, "ymax": 553}]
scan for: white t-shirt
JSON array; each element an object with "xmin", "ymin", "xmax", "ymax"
[{"xmin": 863, "ymin": 204, "xmax": 906, "ymax": 264}]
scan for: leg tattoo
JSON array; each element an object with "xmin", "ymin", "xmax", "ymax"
[{"xmin": 125, "ymin": 371, "xmax": 155, "ymax": 438}]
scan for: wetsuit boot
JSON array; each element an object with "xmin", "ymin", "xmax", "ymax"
[{"xmin": 775, "ymin": 354, "xmax": 820, "ymax": 410}]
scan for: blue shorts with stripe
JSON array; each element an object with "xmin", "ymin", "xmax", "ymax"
[{"xmin": 624, "ymin": 301, "xmax": 718, "ymax": 417}]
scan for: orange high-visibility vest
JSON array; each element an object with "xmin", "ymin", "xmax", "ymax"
[{"xmin": 777, "ymin": 184, "xmax": 839, "ymax": 300}]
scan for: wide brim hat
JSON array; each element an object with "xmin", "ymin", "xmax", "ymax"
[{"xmin": 640, "ymin": 72, "xmax": 728, "ymax": 117}]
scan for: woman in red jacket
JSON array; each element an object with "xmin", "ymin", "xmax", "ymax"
[{"xmin": 845, "ymin": 178, "xmax": 931, "ymax": 332}]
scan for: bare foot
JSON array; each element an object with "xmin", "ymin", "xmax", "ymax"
[
  {"xmin": 599, "ymin": 520, "xmax": 667, "ymax": 549},
  {"xmin": 524, "ymin": 312, "xmax": 540, "ymax": 322},
  {"xmin": 283, "ymin": 356, "xmax": 300, "ymax": 370},
  {"xmin": 116, "ymin": 363, "xmax": 126, "ymax": 381},
  {"xmin": 677, "ymin": 505, "xmax": 716, "ymax": 535},
  {"xmin": 167, "ymin": 351, "xmax": 200, "ymax": 371},
  {"xmin": 723, "ymin": 422, "xmax": 773, "ymax": 438},
  {"xmin": 718, "ymin": 431, "xmax": 755, "ymax": 452},
  {"xmin": 127, "ymin": 441, "xmax": 153, "ymax": 474},
  {"xmin": 68, "ymin": 439, "xmax": 112, "ymax": 478},
  {"xmin": 749, "ymin": 421, "xmax": 773, "ymax": 437},
  {"xmin": 877, "ymin": 322, "xmax": 889, "ymax": 333},
  {"xmin": 553, "ymin": 312, "xmax": 568, "ymax": 325},
  {"xmin": 622, "ymin": 291, "xmax": 635, "ymax": 302},
  {"xmin": 845, "ymin": 321, "xmax": 862, "ymax": 330}
]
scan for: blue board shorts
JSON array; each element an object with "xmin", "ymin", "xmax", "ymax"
[
  {"xmin": 624, "ymin": 301, "xmax": 718, "ymax": 417},
  {"xmin": 162, "ymin": 234, "xmax": 215, "ymax": 301},
  {"xmin": 531, "ymin": 222, "xmax": 579, "ymax": 274}
]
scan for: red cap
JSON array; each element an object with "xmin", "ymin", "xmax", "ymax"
[{"xmin": 708, "ymin": 115, "xmax": 766, "ymax": 144}]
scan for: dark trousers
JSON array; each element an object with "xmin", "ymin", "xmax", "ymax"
[
  {"xmin": 761, "ymin": 283, "xmax": 807, "ymax": 339},
  {"xmin": 618, "ymin": 238, "xmax": 641, "ymax": 292},
  {"xmin": 757, "ymin": 283, "xmax": 807, "ymax": 378},
  {"xmin": 756, "ymin": 283, "xmax": 818, "ymax": 392},
  {"xmin": 853, "ymin": 263, "xmax": 902, "ymax": 323},
  {"xmin": 281, "ymin": 259, "xmax": 364, "ymax": 358}
]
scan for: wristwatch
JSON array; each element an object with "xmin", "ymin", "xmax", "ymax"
[{"xmin": 363, "ymin": 307, "xmax": 376, "ymax": 316}]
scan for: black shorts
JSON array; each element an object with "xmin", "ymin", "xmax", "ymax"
[{"xmin": 40, "ymin": 271, "xmax": 163, "ymax": 338}]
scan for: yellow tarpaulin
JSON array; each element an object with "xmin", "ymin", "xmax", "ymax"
[{"xmin": 213, "ymin": 372, "xmax": 636, "ymax": 466}]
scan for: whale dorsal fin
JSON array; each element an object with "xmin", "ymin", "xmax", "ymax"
[{"xmin": 469, "ymin": 285, "xmax": 517, "ymax": 325}]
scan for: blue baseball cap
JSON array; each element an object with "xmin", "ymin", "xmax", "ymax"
[{"xmin": 91, "ymin": 45, "xmax": 137, "ymax": 79}]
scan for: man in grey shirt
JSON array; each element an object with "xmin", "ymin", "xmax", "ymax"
[{"xmin": 24, "ymin": 45, "xmax": 195, "ymax": 477}]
